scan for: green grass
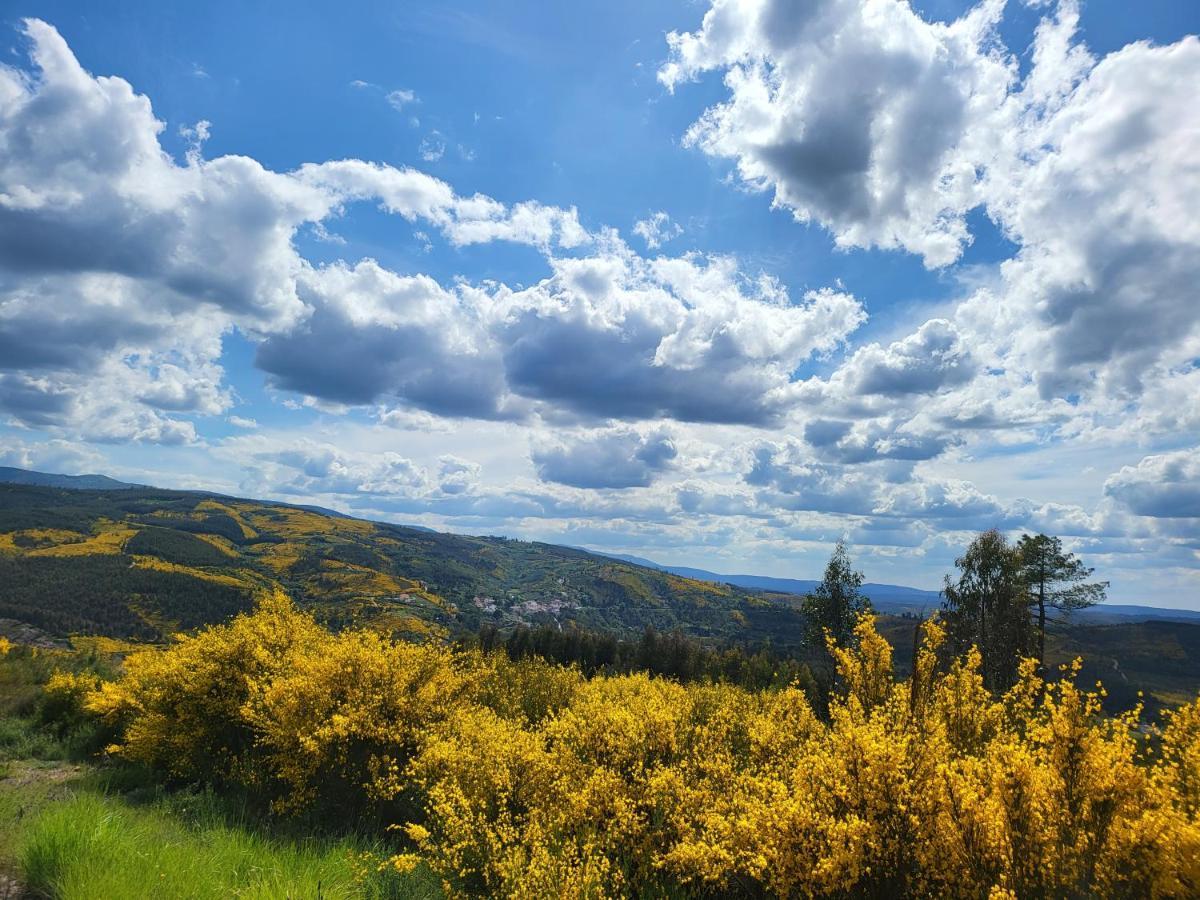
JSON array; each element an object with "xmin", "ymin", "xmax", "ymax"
[
  {"xmin": 1, "ymin": 767, "xmax": 441, "ymax": 899},
  {"xmin": 0, "ymin": 646, "xmax": 438, "ymax": 899}
]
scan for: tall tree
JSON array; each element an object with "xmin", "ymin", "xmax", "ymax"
[
  {"xmin": 1016, "ymin": 533, "xmax": 1108, "ymax": 666},
  {"xmin": 941, "ymin": 529, "xmax": 1032, "ymax": 692},
  {"xmin": 802, "ymin": 540, "xmax": 872, "ymax": 650}
]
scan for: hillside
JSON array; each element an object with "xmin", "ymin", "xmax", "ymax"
[
  {"xmin": 0, "ymin": 466, "xmax": 139, "ymax": 491},
  {"xmin": 0, "ymin": 483, "xmax": 804, "ymax": 646},
  {"xmin": 602, "ymin": 553, "xmax": 943, "ymax": 610},
  {"xmin": 604, "ymin": 552, "xmax": 1200, "ymax": 623},
  {"xmin": 2, "ymin": 480, "xmax": 1199, "ymax": 712}
]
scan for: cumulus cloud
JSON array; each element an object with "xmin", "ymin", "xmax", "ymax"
[
  {"xmin": 255, "ymin": 260, "xmax": 512, "ymax": 418},
  {"xmin": 0, "ymin": 20, "xmax": 871, "ymax": 435},
  {"xmin": 489, "ymin": 247, "xmax": 864, "ymax": 425},
  {"xmin": 1104, "ymin": 449, "xmax": 1200, "ymax": 519},
  {"xmin": 979, "ymin": 28, "xmax": 1200, "ymax": 403},
  {"xmin": 660, "ymin": 0, "xmax": 1013, "ymax": 266},
  {"xmin": 533, "ymin": 427, "xmax": 677, "ymax": 489},
  {"xmin": 3, "ymin": 14, "xmax": 1198, "ymax": 598},
  {"xmin": 803, "ymin": 416, "xmax": 957, "ymax": 464},
  {"xmin": 232, "ymin": 437, "xmax": 435, "ymax": 499},
  {"xmin": 841, "ymin": 319, "xmax": 976, "ymax": 398},
  {"xmin": 664, "ymin": 0, "xmax": 1200, "ymax": 424},
  {"xmin": 0, "ymin": 436, "xmax": 102, "ymax": 473},
  {"xmin": 745, "ymin": 440, "xmax": 879, "ymax": 515}
]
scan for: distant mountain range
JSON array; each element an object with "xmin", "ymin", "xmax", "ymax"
[
  {"xmin": 601, "ymin": 553, "xmax": 942, "ymax": 610},
  {"xmin": 1, "ymin": 465, "xmax": 1197, "ymax": 624},
  {"xmin": 598, "ymin": 554, "xmax": 1200, "ymax": 624},
  {"xmin": 0, "ymin": 466, "xmax": 140, "ymax": 491}
]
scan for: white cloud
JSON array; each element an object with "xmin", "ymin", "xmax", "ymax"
[
  {"xmin": 1105, "ymin": 449, "xmax": 1200, "ymax": 519},
  {"xmin": 419, "ymin": 133, "xmax": 446, "ymax": 162},
  {"xmin": 660, "ymin": 0, "xmax": 1014, "ymax": 267},
  {"xmin": 0, "ymin": 436, "xmax": 102, "ymax": 473},
  {"xmin": 1, "ymin": 14, "xmax": 1198, "ymax": 600},
  {"xmin": 385, "ymin": 88, "xmax": 416, "ymax": 110},
  {"xmin": 533, "ymin": 426, "xmax": 677, "ymax": 489},
  {"xmin": 632, "ymin": 211, "xmax": 682, "ymax": 250},
  {"xmin": 481, "ymin": 243, "xmax": 865, "ymax": 424}
]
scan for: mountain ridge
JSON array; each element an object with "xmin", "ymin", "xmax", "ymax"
[{"xmin": 2, "ymin": 466, "xmax": 1197, "ymax": 623}]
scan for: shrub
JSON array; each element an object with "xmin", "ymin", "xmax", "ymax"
[{"xmin": 74, "ymin": 599, "xmax": 1200, "ymax": 898}]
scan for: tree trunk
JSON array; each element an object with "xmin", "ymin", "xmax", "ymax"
[
  {"xmin": 1037, "ymin": 579, "xmax": 1046, "ymax": 669},
  {"xmin": 979, "ymin": 587, "xmax": 989, "ymax": 691}
]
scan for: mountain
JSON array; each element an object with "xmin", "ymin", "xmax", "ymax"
[
  {"xmin": 0, "ymin": 482, "xmax": 805, "ymax": 646},
  {"xmin": 0, "ymin": 466, "xmax": 140, "ymax": 491},
  {"xmin": 1072, "ymin": 604, "xmax": 1200, "ymax": 624},
  {"xmin": 600, "ymin": 553, "xmax": 1200, "ymax": 623},
  {"xmin": 606, "ymin": 553, "xmax": 944, "ymax": 612},
  {"xmin": 2, "ymin": 477, "xmax": 1199, "ymax": 712}
]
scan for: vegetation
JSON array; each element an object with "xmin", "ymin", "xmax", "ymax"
[
  {"xmin": 0, "ymin": 633, "xmax": 438, "ymax": 899},
  {"xmin": 941, "ymin": 529, "xmax": 1033, "ymax": 692},
  {"xmin": 484, "ymin": 621, "xmax": 818, "ymax": 693},
  {"xmin": 17, "ymin": 789, "xmax": 438, "ymax": 899},
  {"xmin": 800, "ymin": 539, "xmax": 872, "ymax": 650},
  {"xmin": 0, "ymin": 483, "xmax": 804, "ymax": 645},
  {"xmin": 27, "ymin": 596, "xmax": 1195, "ymax": 898},
  {"xmin": 1, "ymin": 483, "xmax": 1196, "ymax": 710},
  {"xmin": 1018, "ymin": 532, "xmax": 1109, "ymax": 665}
]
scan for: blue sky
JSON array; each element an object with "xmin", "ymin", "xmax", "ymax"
[{"xmin": 0, "ymin": 0, "xmax": 1197, "ymax": 604}]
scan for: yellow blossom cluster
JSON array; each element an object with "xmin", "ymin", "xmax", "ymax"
[{"xmin": 80, "ymin": 599, "xmax": 1200, "ymax": 898}]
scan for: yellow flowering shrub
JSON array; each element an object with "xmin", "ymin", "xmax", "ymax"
[
  {"xmin": 77, "ymin": 601, "xmax": 1200, "ymax": 898},
  {"xmin": 247, "ymin": 628, "xmax": 471, "ymax": 812},
  {"xmin": 85, "ymin": 589, "xmax": 326, "ymax": 783}
]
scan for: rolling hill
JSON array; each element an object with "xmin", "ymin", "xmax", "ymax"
[
  {"xmin": 0, "ymin": 466, "xmax": 140, "ymax": 491},
  {"xmin": 1, "ymin": 472, "xmax": 1199, "ymax": 713},
  {"xmin": 0, "ymin": 482, "xmax": 806, "ymax": 647},
  {"xmin": 602, "ymin": 553, "xmax": 942, "ymax": 611}
]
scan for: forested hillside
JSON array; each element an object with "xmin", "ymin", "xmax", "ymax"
[
  {"xmin": 2, "ymin": 482, "xmax": 1199, "ymax": 713},
  {"xmin": 0, "ymin": 483, "xmax": 804, "ymax": 646}
]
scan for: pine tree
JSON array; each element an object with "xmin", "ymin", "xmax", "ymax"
[
  {"xmin": 802, "ymin": 540, "xmax": 872, "ymax": 650},
  {"xmin": 1016, "ymin": 533, "xmax": 1108, "ymax": 666}
]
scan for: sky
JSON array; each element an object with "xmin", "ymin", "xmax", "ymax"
[{"xmin": 0, "ymin": 0, "xmax": 1197, "ymax": 605}]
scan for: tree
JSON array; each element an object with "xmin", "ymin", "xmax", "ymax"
[
  {"xmin": 941, "ymin": 529, "xmax": 1031, "ymax": 692},
  {"xmin": 802, "ymin": 540, "xmax": 872, "ymax": 650},
  {"xmin": 1016, "ymin": 533, "xmax": 1108, "ymax": 666}
]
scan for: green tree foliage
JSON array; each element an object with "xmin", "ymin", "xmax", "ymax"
[
  {"xmin": 125, "ymin": 526, "xmax": 233, "ymax": 567},
  {"xmin": 0, "ymin": 555, "xmax": 252, "ymax": 640},
  {"xmin": 941, "ymin": 529, "xmax": 1032, "ymax": 692},
  {"xmin": 491, "ymin": 621, "xmax": 817, "ymax": 694},
  {"xmin": 1017, "ymin": 533, "xmax": 1108, "ymax": 666},
  {"xmin": 801, "ymin": 540, "xmax": 872, "ymax": 650}
]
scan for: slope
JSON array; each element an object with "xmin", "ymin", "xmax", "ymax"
[{"xmin": 0, "ymin": 483, "xmax": 805, "ymax": 646}]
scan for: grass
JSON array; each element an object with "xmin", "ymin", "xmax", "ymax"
[
  {"xmin": 0, "ymin": 764, "xmax": 442, "ymax": 899},
  {"xmin": 0, "ymin": 642, "xmax": 439, "ymax": 899}
]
